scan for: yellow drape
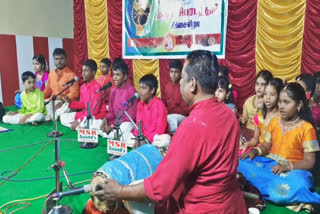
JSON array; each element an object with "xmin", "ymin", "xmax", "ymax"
[
  {"xmin": 84, "ymin": 0, "xmax": 109, "ymax": 77},
  {"xmin": 133, "ymin": 59, "xmax": 161, "ymax": 97},
  {"xmin": 256, "ymin": 0, "xmax": 306, "ymax": 82}
]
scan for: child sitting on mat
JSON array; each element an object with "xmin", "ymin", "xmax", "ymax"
[
  {"xmin": 60, "ymin": 59, "xmax": 107, "ymax": 130},
  {"xmin": 161, "ymin": 59, "xmax": 188, "ymax": 134},
  {"xmin": 215, "ymin": 76, "xmax": 237, "ymax": 116},
  {"xmin": 3, "ymin": 71, "xmax": 46, "ymax": 125},
  {"xmin": 132, "ymin": 74, "xmax": 169, "ymax": 148},
  {"xmin": 96, "ymin": 58, "xmax": 113, "ymax": 103}
]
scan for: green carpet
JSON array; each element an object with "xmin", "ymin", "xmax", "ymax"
[
  {"xmin": 0, "ymin": 106, "xmax": 111, "ymax": 213},
  {"xmin": 0, "ymin": 106, "xmax": 317, "ymax": 213}
]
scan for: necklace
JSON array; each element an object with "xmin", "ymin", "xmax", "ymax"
[{"xmin": 281, "ymin": 116, "xmax": 300, "ymax": 134}]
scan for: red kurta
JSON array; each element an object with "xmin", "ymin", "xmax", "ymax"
[
  {"xmin": 106, "ymin": 82, "xmax": 137, "ymax": 125},
  {"xmin": 144, "ymin": 98, "xmax": 246, "ymax": 214},
  {"xmin": 132, "ymin": 97, "xmax": 168, "ymax": 143},
  {"xmin": 162, "ymin": 82, "xmax": 188, "ymax": 116},
  {"xmin": 69, "ymin": 80, "xmax": 107, "ymax": 121}
]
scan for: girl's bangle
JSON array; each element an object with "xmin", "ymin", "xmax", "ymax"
[{"xmin": 253, "ymin": 147, "xmax": 262, "ymax": 156}]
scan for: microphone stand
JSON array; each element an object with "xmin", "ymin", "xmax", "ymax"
[
  {"xmin": 113, "ymin": 110, "xmax": 121, "ymax": 141},
  {"xmin": 46, "ymin": 82, "xmax": 74, "ymax": 138},
  {"xmin": 46, "ymin": 82, "xmax": 76, "ymax": 214},
  {"xmin": 108, "ymin": 110, "xmax": 121, "ymax": 161},
  {"xmin": 136, "ymin": 120, "xmax": 145, "ymax": 147},
  {"xmin": 47, "ymin": 139, "xmax": 73, "ymax": 214},
  {"xmin": 80, "ymin": 88, "xmax": 108, "ymax": 149},
  {"xmin": 120, "ymin": 102, "xmax": 150, "ymax": 146}
]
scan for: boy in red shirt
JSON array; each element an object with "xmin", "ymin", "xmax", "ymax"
[
  {"xmin": 162, "ymin": 60, "xmax": 188, "ymax": 133},
  {"xmin": 132, "ymin": 74, "xmax": 169, "ymax": 147},
  {"xmin": 60, "ymin": 59, "xmax": 107, "ymax": 130},
  {"xmin": 96, "ymin": 58, "xmax": 113, "ymax": 103}
]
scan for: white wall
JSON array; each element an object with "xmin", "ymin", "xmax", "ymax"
[{"xmin": 0, "ymin": 0, "xmax": 73, "ymax": 38}]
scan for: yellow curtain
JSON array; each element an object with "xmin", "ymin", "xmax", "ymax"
[
  {"xmin": 133, "ymin": 59, "xmax": 161, "ymax": 97},
  {"xmin": 256, "ymin": 0, "xmax": 306, "ymax": 82},
  {"xmin": 84, "ymin": 0, "xmax": 109, "ymax": 77}
]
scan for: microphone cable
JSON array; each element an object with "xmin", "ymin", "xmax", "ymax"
[
  {"xmin": 0, "ymin": 170, "xmax": 94, "ymax": 182},
  {"xmin": 0, "ymin": 140, "xmax": 54, "ymax": 187},
  {"xmin": 0, "ymin": 179, "xmax": 90, "ymax": 214}
]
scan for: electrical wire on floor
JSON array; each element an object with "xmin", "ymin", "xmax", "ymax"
[
  {"xmin": 0, "ymin": 170, "xmax": 94, "ymax": 182},
  {"xmin": 0, "ymin": 139, "xmax": 79, "ymax": 153},
  {"xmin": 0, "ymin": 179, "xmax": 91, "ymax": 214},
  {"xmin": 0, "ymin": 138, "xmax": 84, "ymax": 186},
  {"xmin": 0, "ymin": 140, "xmax": 53, "ymax": 153},
  {"xmin": 5, "ymin": 202, "xmax": 30, "ymax": 214},
  {"xmin": 0, "ymin": 140, "xmax": 54, "ymax": 187}
]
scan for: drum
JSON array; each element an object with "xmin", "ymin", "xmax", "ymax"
[
  {"xmin": 90, "ymin": 144, "xmax": 163, "ymax": 213},
  {"xmin": 123, "ymin": 180, "xmax": 154, "ymax": 214}
]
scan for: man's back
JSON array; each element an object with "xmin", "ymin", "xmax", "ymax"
[{"xmin": 144, "ymin": 98, "xmax": 245, "ymax": 214}]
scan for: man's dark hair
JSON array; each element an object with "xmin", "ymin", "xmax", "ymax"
[
  {"xmin": 185, "ymin": 50, "xmax": 218, "ymax": 94},
  {"xmin": 83, "ymin": 59, "xmax": 97, "ymax": 72},
  {"xmin": 22, "ymin": 71, "xmax": 36, "ymax": 82},
  {"xmin": 53, "ymin": 48, "xmax": 66, "ymax": 57},
  {"xmin": 113, "ymin": 60, "xmax": 129, "ymax": 76},
  {"xmin": 139, "ymin": 74, "xmax": 158, "ymax": 96},
  {"xmin": 169, "ymin": 59, "xmax": 183, "ymax": 72}
]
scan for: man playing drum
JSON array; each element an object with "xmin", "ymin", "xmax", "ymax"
[{"xmin": 94, "ymin": 50, "xmax": 246, "ymax": 214}]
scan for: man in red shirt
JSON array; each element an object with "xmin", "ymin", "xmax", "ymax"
[
  {"xmin": 95, "ymin": 50, "xmax": 246, "ymax": 214},
  {"xmin": 162, "ymin": 59, "xmax": 188, "ymax": 133}
]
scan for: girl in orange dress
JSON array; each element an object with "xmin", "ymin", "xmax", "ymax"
[
  {"xmin": 240, "ymin": 78, "xmax": 284, "ymax": 153},
  {"xmin": 239, "ymin": 83, "xmax": 320, "ymax": 205}
]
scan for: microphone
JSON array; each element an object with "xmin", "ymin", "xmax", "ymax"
[
  {"xmin": 95, "ymin": 82, "xmax": 112, "ymax": 94},
  {"xmin": 51, "ymin": 184, "xmax": 92, "ymax": 198},
  {"xmin": 124, "ymin": 93, "xmax": 139, "ymax": 106},
  {"xmin": 62, "ymin": 76, "xmax": 79, "ymax": 87}
]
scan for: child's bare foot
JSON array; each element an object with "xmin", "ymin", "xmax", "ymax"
[{"xmin": 32, "ymin": 122, "xmax": 38, "ymax": 126}]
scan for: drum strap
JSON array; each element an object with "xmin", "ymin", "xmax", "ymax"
[{"xmin": 132, "ymin": 150, "xmax": 153, "ymax": 176}]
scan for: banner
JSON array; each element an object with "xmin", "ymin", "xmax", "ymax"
[{"xmin": 123, "ymin": 0, "xmax": 228, "ymax": 59}]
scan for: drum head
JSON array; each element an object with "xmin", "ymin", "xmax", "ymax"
[{"xmin": 91, "ymin": 173, "xmax": 116, "ymax": 213}]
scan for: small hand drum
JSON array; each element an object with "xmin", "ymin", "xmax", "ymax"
[{"xmin": 88, "ymin": 145, "xmax": 163, "ymax": 213}]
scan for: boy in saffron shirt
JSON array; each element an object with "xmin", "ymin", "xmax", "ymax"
[
  {"xmin": 132, "ymin": 74, "xmax": 168, "ymax": 146},
  {"xmin": 3, "ymin": 71, "xmax": 46, "ymax": 125},
  {"xmin": 60, "ymin": 59, "xmax": 107, "ymax": 130},
  {"xmin": 44, "ymin": 48, "xmax": 79, "ymax": 120},
  {"xmin": 99, "ymin": 60, "xmax": 137, "ymax": 139},
  {"xmin": 162, "ymin": 59, "xmax": 188, "ymax": 133},
  {"xmin": 96, "ymin": 58, "xmax": 113, "ymax": 103}
]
